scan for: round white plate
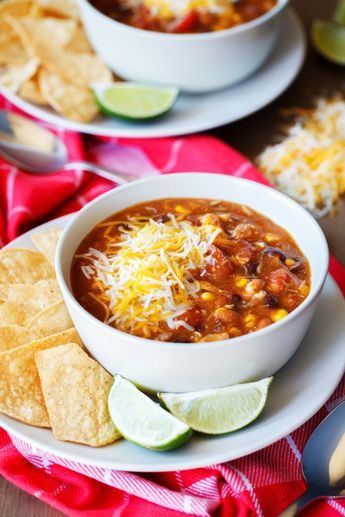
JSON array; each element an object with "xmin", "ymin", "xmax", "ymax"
[
  {"xmin": 0, "ymin": 214, "xmax": 344, "ymax": 472},
  {"xmin": 0, "ymin": 9, "xmax": 305, "ymax": 138}
]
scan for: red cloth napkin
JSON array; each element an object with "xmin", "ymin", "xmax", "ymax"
[{"xmin": 0, "ymin": 95, "xmax": 344, "ymax": 517}]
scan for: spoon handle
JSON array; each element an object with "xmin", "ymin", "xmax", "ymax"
[
  {"xmin": 63, "ymin": 161, "xmax": 136, "ymax": 185},
  {"xmin": 279, "ymin": 490, "xmax": 320, "ymax": 516}
]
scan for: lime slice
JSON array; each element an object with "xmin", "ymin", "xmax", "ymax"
[
  {"xmin": 108, "ymin": 376, "xmax": 192, "ymax": 451},
  {"xmin": 158, "ymin": 377, "xmax": 273, "ymax": 435},
  {"xmin": 91, "ymin": 83, "xmax": 179, "ymax": 121},
  {"xmin": 311, "ymin": 19, "xmax": 345, "ymax": 65},
  {"xmin": 333, "ymin": 0, "xmax": 345, "ymax": 25}
]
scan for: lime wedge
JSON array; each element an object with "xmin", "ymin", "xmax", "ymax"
[
  {"xmin": 158, "ymin": 378, "xmax": 273, "ymax": 435},
  {"xmin": 311, "ymin": 19, "xmax": 345, "ymax": 65},
  {"xmin": 108, "ymin": 376, "xmax": 192, "ymax": 451},
  {"xmin": 91, "ymin": 83, "xmax": 179, "ymax": 120},
  {"xmin": 333, "ymin": 0, "xmax": 345, "ymax": 25}
]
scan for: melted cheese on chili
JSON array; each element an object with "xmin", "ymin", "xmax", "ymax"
[{"xmin": 77, "ymin": 215, "xmax": 221, "ymax": 337}]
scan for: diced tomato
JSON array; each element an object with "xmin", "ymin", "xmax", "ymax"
[
  {"xmin": 169, "ymin": 11, "xmax": 198, "ymax": 33},
  {"xmin": 203, "ymin": 245, "xmax": 233, "ymax": 285},
  {"xmin": 179, "ymin": 306, "xmax": 202, "ymax": 329},
  {"xmin": 267, "ymin": 268, "xmax": 297, "ymax": 294}
]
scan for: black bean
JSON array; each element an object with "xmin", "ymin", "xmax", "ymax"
[
  {"xmin": 231, "ymin": 294, "xmax": 242, "ymax": 305},
  {"xmin": 264, "ymin": 294, "xmax": 279, "ymax": 307},
  {"xmin": 263, "ymin": 247, "xmax": 286, "ymax": 262},
  {"xmin": 246, "ymin": 262, "xmax": 258, "ymax": 275}
]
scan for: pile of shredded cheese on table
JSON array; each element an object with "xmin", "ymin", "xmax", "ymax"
[
  {"xmin": 256, "ymin": 96, "xmax": 345, "ymax": 217},
  {"xmin": 80, "ymin": 215, "xmax": 221, "ymax": 338}
]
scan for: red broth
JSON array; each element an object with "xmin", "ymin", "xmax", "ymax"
[
  {"xmin": 89, "ymin": 0, "xmax": 278, "ymax": 33},
  {"xmin": 71, "ymin": 198, "xmax": 310, "ymax": 343}
]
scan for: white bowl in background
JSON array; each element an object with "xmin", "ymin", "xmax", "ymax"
[
  {"xmin": 78, "ymin": 0, "xmax": 290, "ymax": 92},
  {"xmin": 56, "ymin": 173, "xmax": 329, "ymax": 392}
]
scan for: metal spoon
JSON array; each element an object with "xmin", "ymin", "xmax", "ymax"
[
  {"xmin": 281, "ymin": 400, "xmax": 345, "ymax": 516},
  {"xmin": 0, "ymin": 110, "xmax": 133, "ymax": 184}
]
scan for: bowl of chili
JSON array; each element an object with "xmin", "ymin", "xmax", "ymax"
[
  {"xmin": 77, "ymin": 0, "xmax": 290, "ymax": 92},
  {"xmin": 56, "ymin": 173, "xmax": 329, "ymax": 392}
]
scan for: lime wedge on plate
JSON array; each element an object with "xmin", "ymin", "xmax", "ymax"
[
  {"xmin": 92, "ymin": 83, "xmax": 179, "ymax": 120},
  {"xmin": 108, "ymin": 376, "xmax": 192, "ymax": 451},
  {"xmin": 333, "ymin": 0, "xmax": 345, "ymax": 25},
  {"xmin": 158, "ymin": 377, "xmax": 273, "ymax": 435},
  {"xmin": 311, "ymin": 19, "xmax": 345, "ymax": 65}
]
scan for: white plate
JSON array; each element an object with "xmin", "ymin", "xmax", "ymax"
[
  {"xmin": 0, "ymin": 9, "xmax": 305, "ymax": 138},
  {"xmin": 0, "ymin": 214, "xmax": 344, "ymax": 472}
]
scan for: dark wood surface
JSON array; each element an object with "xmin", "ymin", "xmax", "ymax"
[{"xmin": 0, "ymin": 1, "xmax": 344, "ymax": 515}]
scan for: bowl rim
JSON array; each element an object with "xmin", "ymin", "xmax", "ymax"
[
  {"xmin": 78, "ymin": 0, "xmax": 290, "ymax": 42},
  {"xmin": 56, "ymin": 173, "xmax": 329, "ymax": 351}
]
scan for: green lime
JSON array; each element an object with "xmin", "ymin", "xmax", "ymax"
[
  {"xmin": 108, "ymin": 376, "xmax": 192, "ymax": 451},
  {"xmin": 333, "ymin": 0, "xmax": 345, "ymax": 25},
  {"xmin": 91, "ymin": 82, "xmax": 179, "ymax": 121},
  {"xmin": 311, "ymin": 19, "xmax": 345, "ymax": 65},
  {"xmin": 158, "ymin": 377, "xmax": 273, "ymax": 435}
]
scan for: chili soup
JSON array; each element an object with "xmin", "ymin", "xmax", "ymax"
[
  {"xmin": 71, "ymin": 198, "xmax": 310, "ymax": 343},
  {"xmin": 89, "ymin": 0, "xmax": 278, "ymax": 33}
]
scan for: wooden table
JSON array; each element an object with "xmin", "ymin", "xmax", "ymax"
[{"xmin": 0, "ymin": 1, "xmax": 343, "ymax": 515}]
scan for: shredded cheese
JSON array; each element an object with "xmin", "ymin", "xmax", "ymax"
[
  {"xmin": 256, "ymin": 96, "xmax": 345, "ymax": 216},
  {"xmin": 142, "ymin": 0, "xmax": 235, "ymax": 18},
  {"xmin": 80, "ymin": 215, "xmax": 221, "ymax": 338}
]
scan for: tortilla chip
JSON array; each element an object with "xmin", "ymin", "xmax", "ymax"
[
  {"xmin": 36, "ymin": 0, "xmax": 79, "ymax": 19},
  {"xmin": 26, "ymin": 300, "xmax": 73, "ymax": 337},
  {"xmin": 38, "ymin": 69, "xmax": 99, "ymax": 122},
  {"xmin": 31, "ymin": 228, "xmax": 62, "ymax": 266},
  {"xmin": 0, "ymin": 20, "xmax": 16, "ymax": 46},
  {"xmin": 0, "ymin": 248, "xmax": 55, "ymax": 284},
  {"xmin": 66, "ymin": 25, "xmax": 92, "ymax": 53},
  {"xmin": 19, "ymin": 75, "xmax": 48, "ymax": 105},
  {"xmin": 0, "ymin": 324, "xmax": 35, "ymax": 353},
  {"xmin": 0, "ymin": 36, "xmax": 28, "ymax": 65},
  {"xmin": 0, "ymin": 0, "xmax": 33, "ymax": 17},
  {"xmin": 0, "ymin": 328, "xmax": 81, "ymax": 427},
  {"xmin": 39, "ymin": 47, "xmax": 112, "ymax": 88},
  {"xmin": 6, "ymin": 15, "xmax": 77, "ymax": 56},
  {"xmin": 0, "ymin": 58, "xmax": 38, "ymax": 92},
  {"xmin": 0, "ymin": 279, "xmax": 61, "ymax": 306},
  {"xmin": 36, "ymin": 343, "xmax": 120, "ymax": 446},
  {"xmin": 0, "ymin": 301, "xmax": 43, "ymax": 326}
]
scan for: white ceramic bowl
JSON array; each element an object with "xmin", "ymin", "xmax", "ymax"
[
  {"xmin": 56, "ymin": 173, "xmax": 329, "ymax": 392},
  {"xmin": 78, "ymin": 0, "xmax": 290, "ymax": 92}
]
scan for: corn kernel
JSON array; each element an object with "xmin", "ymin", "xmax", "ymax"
[
  {"xmin": 235, "ymin": 277, "xmax": 248, "ymax": 289},
  {"xmin": 285, "ymin": 258, "xmax": 295, "ymax": 267},
  {"xmin": 300, "ymin": 284, "xmax": 310, "ymax": 297},
  {"xmin": 229, "ymin": 326, "xmax": 242, "ymax": 337},
  {"xmin": 244, "ymin": 314, "xmax": 256, "ymax": 328},
  {"xmin": 201, "ymin": 292, "xmax": 215, "ymax": 301},
  {"xmin": 264, "ymin": 233, "xmax": 279, "ymax": 243},
  {"xmin": 271, "ymin": 309, "xmax": 288, "ymax": 322},
  {"xmin": 175, "ymin": 204, "xmax": 191, "ymax": 215}
]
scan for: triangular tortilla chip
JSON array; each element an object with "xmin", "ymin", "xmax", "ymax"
[
  {"xmin": 0, "ymin": 324, "xmax": 35, "ymax": 353},
  {"xmin": 36, "ymin": 343, "xmax": 120, "ymax": 446},
  {"xmin": 31, "ymin": 228, "xmax": 62, "ymax": 266},
  {"xmin": 0, "ymin": 248, "xmax": 55, "ymax": 284},
  {"xmin": 26, "ymin": 300, "xmax": 73, "ymax": 337},
  {"xmin": 0, "ymin": 328, "xmax": 81, "ymax": 427}
]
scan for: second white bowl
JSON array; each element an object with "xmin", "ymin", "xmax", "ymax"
[{"xmin": 78, "ymin": 0, "xmax": 289, "ymax": 92}]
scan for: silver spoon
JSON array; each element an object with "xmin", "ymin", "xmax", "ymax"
[
  {"xmin": 0, "ymin": 110, "xmax": 134, "ymax": 184},
  {"xmin": 281, "ymin": 400, "xmax": 345, "ymax": 516}
]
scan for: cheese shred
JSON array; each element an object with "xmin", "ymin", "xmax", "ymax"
[
  {"xmin": 80, "ymin": 215, "xmax": 221, "ymax": 338},
  {"xmin": 257, "ymin": 96, "xmax": 345, "ymax": 216}
]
